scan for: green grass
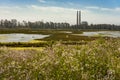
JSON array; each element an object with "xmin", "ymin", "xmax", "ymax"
[
  {"xmin": 8, "ymin": 47, "xmax": 44, "ymax": 51},
  {"xmin": 36, "ymin": 32, "xmax": 98, "ymax": 41},
  {"xmin": 0, "ymin": 29, "xmax": 78, "ymax": 34},
  {"xmin": 0, "ymin": 42, "xmax": 48, "ymax": 47},
  {"xmin": 0, "ymin": 38, "xmax": 120, "ymax": 80}
]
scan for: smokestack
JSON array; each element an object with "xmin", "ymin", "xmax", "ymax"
[
  {"xmin": 77, "ymin": 11, "xmax": 79, "ymax": 26},
  {"xmin": 79, "ymin": 11, "xmax": 81, "ymax": 25},
  {"xmin": 76, "ymin": 10, "xmax": 81, "ymax": 26}
]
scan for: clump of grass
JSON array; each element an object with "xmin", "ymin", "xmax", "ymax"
[
  {"xmin": 0, "ymin": 41, "xmax": 48, "ymax": 47},
  {"xmin": 0, "ymin": 38, "xmax": 120, "ymax": 80},
  {"xmin": 8, "ymin": 47, "xmax": 44, "ymax": 51},
  {"xmin": 39, "ymin": 33, "xmax": 98, "ymax": 41}
]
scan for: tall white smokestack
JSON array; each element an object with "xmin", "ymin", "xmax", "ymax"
[
  {"xmin": 79, "ymin": 11, "xmax": 81, "ymax": 25},
  {"xmin": 77, "ymin": 11, "xmax": 81, "ymax": 26}
]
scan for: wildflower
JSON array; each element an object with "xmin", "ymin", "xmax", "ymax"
[{"xmin": 118, "ymin": 48, "xmax": 120, "ymax": 51}]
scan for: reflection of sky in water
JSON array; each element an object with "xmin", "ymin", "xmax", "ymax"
[
  {"xmin": 82, "ymin": 31, "xmax": 120, "ymax": 38},
  {"xmin": 0, "ymin": 34, "xmax": 49, "ymax": 42},
  {"xmin": 73, "ymin": 31, "xmax": 120, "ymax": 38}
]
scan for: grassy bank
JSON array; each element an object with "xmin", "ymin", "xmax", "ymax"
[
  {"xmin": 0, "ymin": 29, "xmax": 81, "ymax": 34},
  {"xmin": 0, "ymin": 40, "xmax": 88, "ymax": 47},
  {"xmin": 37, "ymin": 33, "xmax": 98, "ymax": 41},
  {"xmin": 0, "ymin": 38, "xmax": 120, "ymax": 80},
  {"xmin": 0, "ymin": 42, "xmax": 48, "ymax": 47}
]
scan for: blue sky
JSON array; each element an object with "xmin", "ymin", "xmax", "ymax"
[
  {"xmin": 0, "ymin": 0, "xmax": 120, "ymax": 24},
  {"xmin": 1, "ymin": 0, "xmax": 120, "ymax": 8}
]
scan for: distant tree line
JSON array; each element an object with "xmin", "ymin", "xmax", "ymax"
[
  {"xmin": 0, "ymin": 19, "xmax": 70, "ymax": 29},
  {"xmin": 0, "ymin": 19, "xmax": 120, "ymax": 30},
  {"xmin": 71, "ymin": 24, "xmax": 120, "ymax": 30}
]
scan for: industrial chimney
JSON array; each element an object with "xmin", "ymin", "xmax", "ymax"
[{"xmin": 77, "ymin": 11, "xmax": 81, "ymax": 26}]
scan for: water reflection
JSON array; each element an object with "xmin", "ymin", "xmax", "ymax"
[
  {"xmin": 73, "ymin": 31, "xmax": 120, "ymax": 38},
  {"xmin": 0, "ymin": 34, "xmax": 49, "ymax": 42}
]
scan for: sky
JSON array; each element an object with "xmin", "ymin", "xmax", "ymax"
[{"xmin": 0, "ymin": 0, "xmax": 120, "ymax": 25}]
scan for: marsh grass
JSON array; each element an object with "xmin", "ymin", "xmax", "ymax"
[
  {"xmin": 8, "ymin": 47, "xmax": 44, "ymax": 51},
  {"xmin": 0, "ymin": 38, "xmax": 120, "ymax": 80},
  {"xmin": 0, "ymin": 41, "xmax": 48, "ymax": 47}
]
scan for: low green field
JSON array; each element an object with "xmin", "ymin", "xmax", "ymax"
[{"xmin": 0, "ymin": 38, "xmax": 120, "ymax": 79}]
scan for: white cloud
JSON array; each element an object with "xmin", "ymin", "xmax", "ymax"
[
  {"xmin": 82, "ymin": 10, "xmax": 120, "ymax": 24},
  {"xmin": 28, "ymin": 5, "xmax": 77, "ymax": 24},
  {"xmin": 0, "ymin": 6, "xmax": 22, "ymax": 10},
  {"xmin": 0, "ymin": 10, "xmax": 11, "ymax": 14},
  {"xmin": 0, "ymin": 5, "xmax": 120, "ymax": 25},
  {"xmin": 68, "ymin": 2, "xmax": 75, "ymax": 6},
  {"xmin": 101, "ymin": 8, "xmax": 113, "ymax": 11},
  {"xmin": 115, "ymin": 8, "xmax": 120, "ymax": 11},
  {"xmin": 86, "ymin": 6, "xmax": 100, "ymax": 10},
  {"xmin": 38, "ymin": 0, "xmax": 46, "ymax": 3},
  {"xmin": 86, "ymin": 6, "xmax": 120, "ymax": 12},
  {"xmin": 30, "ymin": 5, "xmax": 76, "ymax": 12}
]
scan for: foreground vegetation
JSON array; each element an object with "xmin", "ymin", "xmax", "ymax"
[{"xmin": 0, "ymin": 38, "xmax": 120, "ymax": 80}]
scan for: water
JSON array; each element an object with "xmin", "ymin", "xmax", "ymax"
[
  {"xmin": 0, "ymin": 34, "xmax": 49, "ymax": 42},
  {"xmin": 72, "ymin": 31, "xmax": 120, "ymax": 38},
  {"xmin": 0, "ymin": 31, "xmax": 120, "ymax": 42},
  {"xmin": 60, "ymin": 31, "xmax": 72, "ymax": 34}
]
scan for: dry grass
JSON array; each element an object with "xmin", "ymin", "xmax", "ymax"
[
  {"xmin": 0, "ymin": 38, "xmax": 120, "ymax": 80},
  {"xmin": 8, "ymin": 47, "xmax": 44, "ymax": 51}
]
